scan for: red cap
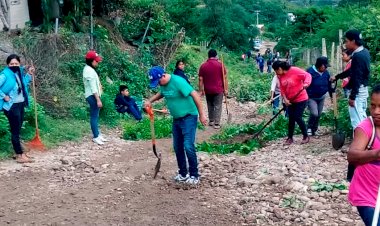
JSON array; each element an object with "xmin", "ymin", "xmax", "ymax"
[{"xmin": 85, "ymin": 50, "xmax": 102, "ymax": 62}]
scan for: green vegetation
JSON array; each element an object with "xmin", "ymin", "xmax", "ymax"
[
  {"xmin": 311, "ymin": 181, "xmax": 347, "ymax": 192},
  {"xmin": 197, "ymin": 116, "xmax": 290, "ymax": 154},
  {"xmin": 123, "ymin": 117, "xmax": 172, "ymax": 140}
]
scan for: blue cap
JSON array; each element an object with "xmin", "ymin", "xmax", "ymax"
[{"xmin": 148, "ymin": 66, "xmax": 165, "ymax": 88}]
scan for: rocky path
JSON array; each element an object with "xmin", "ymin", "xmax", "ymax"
[{"xmin": 0, "ymin": 99, "xmax": 364, "ymax": 226}]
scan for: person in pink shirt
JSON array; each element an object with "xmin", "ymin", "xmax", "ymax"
[
  {"xmin": 348, "ymin": 85, "xmax": 380, "ymax": 226},
  {"xmin": 272, "ymin": 61, "xmax": 312, "ymax": 145},
  {"xmin": 340, "ymin": 49, "xmax": 352, "ymax": 97}
]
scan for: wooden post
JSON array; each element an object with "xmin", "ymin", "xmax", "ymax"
[
  {"xmin": 330, "ymin": 42, "xmax": 335, "ymax": 75},
  {"xmin": 322, "ymin": 38, "xmax": 327, "ymax": 57},
  {"xmin": 336, "ymin": 45, "xmax": 342, "ymax": 74},
  {"xmin": 339, "ymin": 29, "xmax": 344, "ymax": 71},
  {"xmin": 306, "ymin": 49, "xmax": 311, "ymax": 66}
]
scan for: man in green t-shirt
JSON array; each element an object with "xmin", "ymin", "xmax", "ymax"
[{"xmin": 144, "ymin": 66, "xmax": 207, "ymax": 185}]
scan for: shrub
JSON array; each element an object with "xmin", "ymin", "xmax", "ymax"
[{"xmin": 123, "ymin": 116, "xmax": 172, "ymax": 140}]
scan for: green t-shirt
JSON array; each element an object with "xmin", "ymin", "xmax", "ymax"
[{"xmin": 160, "ymin": 75, "xmax": 198, "ymax": 119}]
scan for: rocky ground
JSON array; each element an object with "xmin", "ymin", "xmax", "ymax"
[{"xmin": 0, "ymin": 97, "xmax": 364, "ymax": 226}]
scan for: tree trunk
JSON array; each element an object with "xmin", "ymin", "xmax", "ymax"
[{"xmin": 0, "ymin": 0, "xmax": 10, "ymax": 30}]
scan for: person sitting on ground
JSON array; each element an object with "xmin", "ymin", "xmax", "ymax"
[
  {"xmin": 173, "ymin": 60, "xmax": 190, "ymax": 84},
  {"xmin": 347, "ymin": 84, "xmax": 380, "ymax": 226},
  {"xmin": 272, "ymin": 60, "xmax": 311, "ymax": 145},
  {"xmin": 306, "ymin": 56, "xmax": 334, "ymax": 136},
  {"xmin": 114, "ymin": 85, "xmax": 142, "ymax": 121}
]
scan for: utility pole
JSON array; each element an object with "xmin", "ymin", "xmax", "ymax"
[
  {"xmin": 90, "ymin": 0, "xmax": 94, "ymax": 49},
  {"xmin": 254, "ymin": 10, "xmax": 260, "ymax": 25}
]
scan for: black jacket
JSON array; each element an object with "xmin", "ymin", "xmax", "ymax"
[
  {"xmin": 173, "ymin": 68, "xmax": 190, "ymax": 84},
  {"xmin": 114, "ymin": 94, "xmax": 136, "ymax": 112},
  {"xmin": 306, "ymin": 66, "xmax": 333, "ymax": 99},
  {"xmin": 336, "ymin": 47, "xmax": 370, "ymax": 100}
]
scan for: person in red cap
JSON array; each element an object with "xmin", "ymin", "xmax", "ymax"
[{"xmin": 83, "ymin": 50, "xmax": 108, "ymax": 145}]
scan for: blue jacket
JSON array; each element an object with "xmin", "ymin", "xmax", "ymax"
[
  {"xmin": 0, "ymin": 66, "xmax": 31, "ymax": 111},
  {"xmin": 306, "ymin": 66, "xmax": 333, "ymax": 99}
]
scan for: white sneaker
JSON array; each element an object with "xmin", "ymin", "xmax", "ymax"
[
  {"xmin": 99, "ymin": 134, "xmax": 109, "ymax": 142},
  {"xmin": 174, "ymin": 173, "xmax": 189, "ymax": 182},
  {"xmin": 186, "ymin": 176, "xmax": 200, "ymax": 185},
  {"xmin": 93, "ymin": 137, "xmax": 104, "ymax": 145},
  {"xmin": 307, "ymin": 128, "xmax": 313, "ymax": 136}
]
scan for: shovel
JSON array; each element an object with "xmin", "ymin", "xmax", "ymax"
[
  {"xmin": 331, "ymin": 82, "xmax": 345, "ymax": 150},
  {"xmin": 243, "ymin": 88, "xmax": 304, "ymax": 143},
  {"xmin": 221, "ymin": 55, "xmax": 232, "ymax": 123},
  {"xmin": 146, "ymin": 106, "xmax": 162, "ymax": 179}
]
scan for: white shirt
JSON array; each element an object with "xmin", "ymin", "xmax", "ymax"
[{"xmin": 83, "ymin": 65, "xmax": 102, "ymax": 98}]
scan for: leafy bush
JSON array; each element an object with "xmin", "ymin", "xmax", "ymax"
[
  {"xmin": 311, "ymin": 181, "xmax": 347, "ymax": 192},
  {"xmin": 197, "ymin": 115, "xmax": 290, "ymax": 155},
  {"xmin": 123, "ymin": 116, "xmax": 172, "ymax": 140}
]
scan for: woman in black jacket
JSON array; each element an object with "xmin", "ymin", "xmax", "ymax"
[{"xmin": 173, "ymin": 60, "xmax": 190, "ymax": 84}]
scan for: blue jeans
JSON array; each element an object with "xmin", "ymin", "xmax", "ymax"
[
  {"xmin": 172, "ymin": 114, "xmax": 199, "ymax": 178},
  {"xmin": 272, "ymin": 94, "xmax": 280, "ymax": 115},
  {"xmin": 357, "ymin": 206, "xmax": 380, "ymax": 226},
  {"xmin": 347, "ymin": 86, "xmax": 368, "ymax": 129},
  {"xmin": 86, "ymin": 95, "xmax": 100, "ymax": 138}
]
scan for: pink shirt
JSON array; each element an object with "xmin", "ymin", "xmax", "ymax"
[
  {"xmin": 342, "ymin": 60, "xmax": 352, "ymax": 88},
  {"xmin": 348, "ymin": 118, "xmax": 380, "ymax": 207},
  {"xmin": 278, "ymin": 66, "xmax": 312, "ymax": 103}
]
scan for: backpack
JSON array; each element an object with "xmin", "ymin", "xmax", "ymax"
[{"xmin": 346, "ymin": 116, "xmax": 375, "ymax": 182}]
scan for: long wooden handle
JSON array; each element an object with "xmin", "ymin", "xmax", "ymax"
[
  {"xmin": 333, "ymin": 93, "xmax": 338, "ymax": 117},
  {"xmin": 221, "ymin": 55, "xmax": 229, "ymax": 114},
  {"xmin": 31, "ymin": 67, "xmax": 39, "ymax": 131}
]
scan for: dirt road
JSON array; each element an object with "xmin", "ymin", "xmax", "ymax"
[{"xmin": 0, "ymin": 99, "xmax": 364, "ymax": 226}]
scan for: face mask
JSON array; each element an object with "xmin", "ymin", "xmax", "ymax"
[{"xmin": 9, "ymin": 66, "xmax": 20, "ymax": 73}]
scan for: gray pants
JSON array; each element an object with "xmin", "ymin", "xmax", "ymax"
[
  {"xmin": 307, "ymin": 96, "xmax": 325, "ymax": 133},
  {"xmin": 205, "ymin": 93, "xmax": 224, "ymax": 125}
]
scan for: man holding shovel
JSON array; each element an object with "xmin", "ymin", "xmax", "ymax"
[
  {"xmin": 198, "ymin": 49, "xmax": 228, "ymax": 129},
  {"xmin": 331, "ymin": 29, "xmax": 370, "ymax": 130},
  {"xmin": 145, "ymin": 66, "xmax": 207, "ymax": 185}
]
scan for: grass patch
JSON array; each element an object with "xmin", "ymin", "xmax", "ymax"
[
  {"xmin": 123, "ymin": 116, "xmax": 172, "ymax": 140},
  {"xmin": 311, "ymin": 181, "xmax": 347, "ymax": 192},
  {"xmin": 0, "ymin": 115, "xmax": 89, "ymax": 159},
  {"xmin": 197, "ymin": 115, "xmax": 290, "ymax": 155}
]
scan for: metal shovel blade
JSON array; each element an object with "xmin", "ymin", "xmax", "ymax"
[{"xmin": 332, "ymin": 133, "xmax": 345, "ymax": 150}]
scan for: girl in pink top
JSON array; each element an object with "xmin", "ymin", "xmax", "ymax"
[
  {"xmin": 341, "ymin": 49, "xmax": 352, "ymax": 97},
  {"xmin": 348, "ymin": 85, "xmax": 380, "ymax": 226},
  {"xmin": 272, "ymin": 61, "xmax": 312, "ymax": 145}
]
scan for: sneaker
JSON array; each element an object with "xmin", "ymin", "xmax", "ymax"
[
  {"xmin": 99, "ymin": 134, "xmax": 109, "ymax": 142},
  {"xmin": 186, "ymin": 176, "xmax": 200, "ymax": 185},
  {"xmin": 213, "ymin": 124, "xmax": 221, "ymax": 129},
  {"xmin": 208, "ymin": 121, "xmax": 214, "ymax": 126},
  {"xmin": 93, "ymin": 137, "xmax": 104, "ymax": 145},
  {"xmin": 307, "ymin": 129, "xmax": 313, "ymax": 136},
  {"xmin": 301, "ymin": 136, "xmax": 310, "ymax": 144},
  {"xmin": 284, "ymin": 138, "xmax": 293, "ymax": 145},
  {"xmin": 174, "ymin": 173, "xmax": 189, "ymax": 182}
]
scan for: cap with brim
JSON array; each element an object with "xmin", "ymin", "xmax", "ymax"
[
  {"xmin": 148, "ymin": 66, "xmax": 165, "ymax": 89},
  {"xmin": 85, "ymin": 50, "xmax": 103, "ymax": 62}
]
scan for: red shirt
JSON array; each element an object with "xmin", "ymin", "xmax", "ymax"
[
  {"xmin": 278, "ymin": 66, "xmax": 312, "ymax": 103},
  {"xmin": 199, "ymin": 58, "xmax": 226, "ymax": 94}
]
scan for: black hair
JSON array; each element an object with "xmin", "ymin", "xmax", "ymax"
[
  {"xmin": 272, "ymin": 60, "xmax": 291, "ymax": 71},
  {"xmin": 371, "ymin": 84, "xmax": 380, "ymax": 96},
  {"xmin": 119, "ymin": 85, "xmax": 128, "ymax": 93},
  {"xmin": 175, "ymin": 60, "xmax": 184, "ymax": 68},
  {"xmin": 345, "ymin": 29, "xmax": 364, "ymax": 46},
  {"xmin": 85, "ymin": 59, "xmax": 94, "ymax": 67},
  {"xmin": 208, "ymin": 49, "xmax": 217, "ymax": 58},
  {"xmin": 6, "ymin": 54, "xmax": 21, "ymax": 65},
  {"xmin": 342, "ymin": 49, "xmax": 352, "ymax": 55}
]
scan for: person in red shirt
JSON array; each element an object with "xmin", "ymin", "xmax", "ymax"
[
  {"xmin": 340, "ymin": 49, "xmax": 352, "ymax": 98},
  {"xmin": 272, "ymin": 61, "xmax": 312, "ymax": 145},
  {"xmin": 198, "ymin": 49, "xmax": 228, "ymax": 129}
]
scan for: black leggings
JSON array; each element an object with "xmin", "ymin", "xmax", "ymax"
[
  {"xmin": 4, "ymin": 103, "xmax": 25, "ymax": 154},
  {"xmin": 288, "ymin": 100, "xmax": 308, "ymax": 139}
]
